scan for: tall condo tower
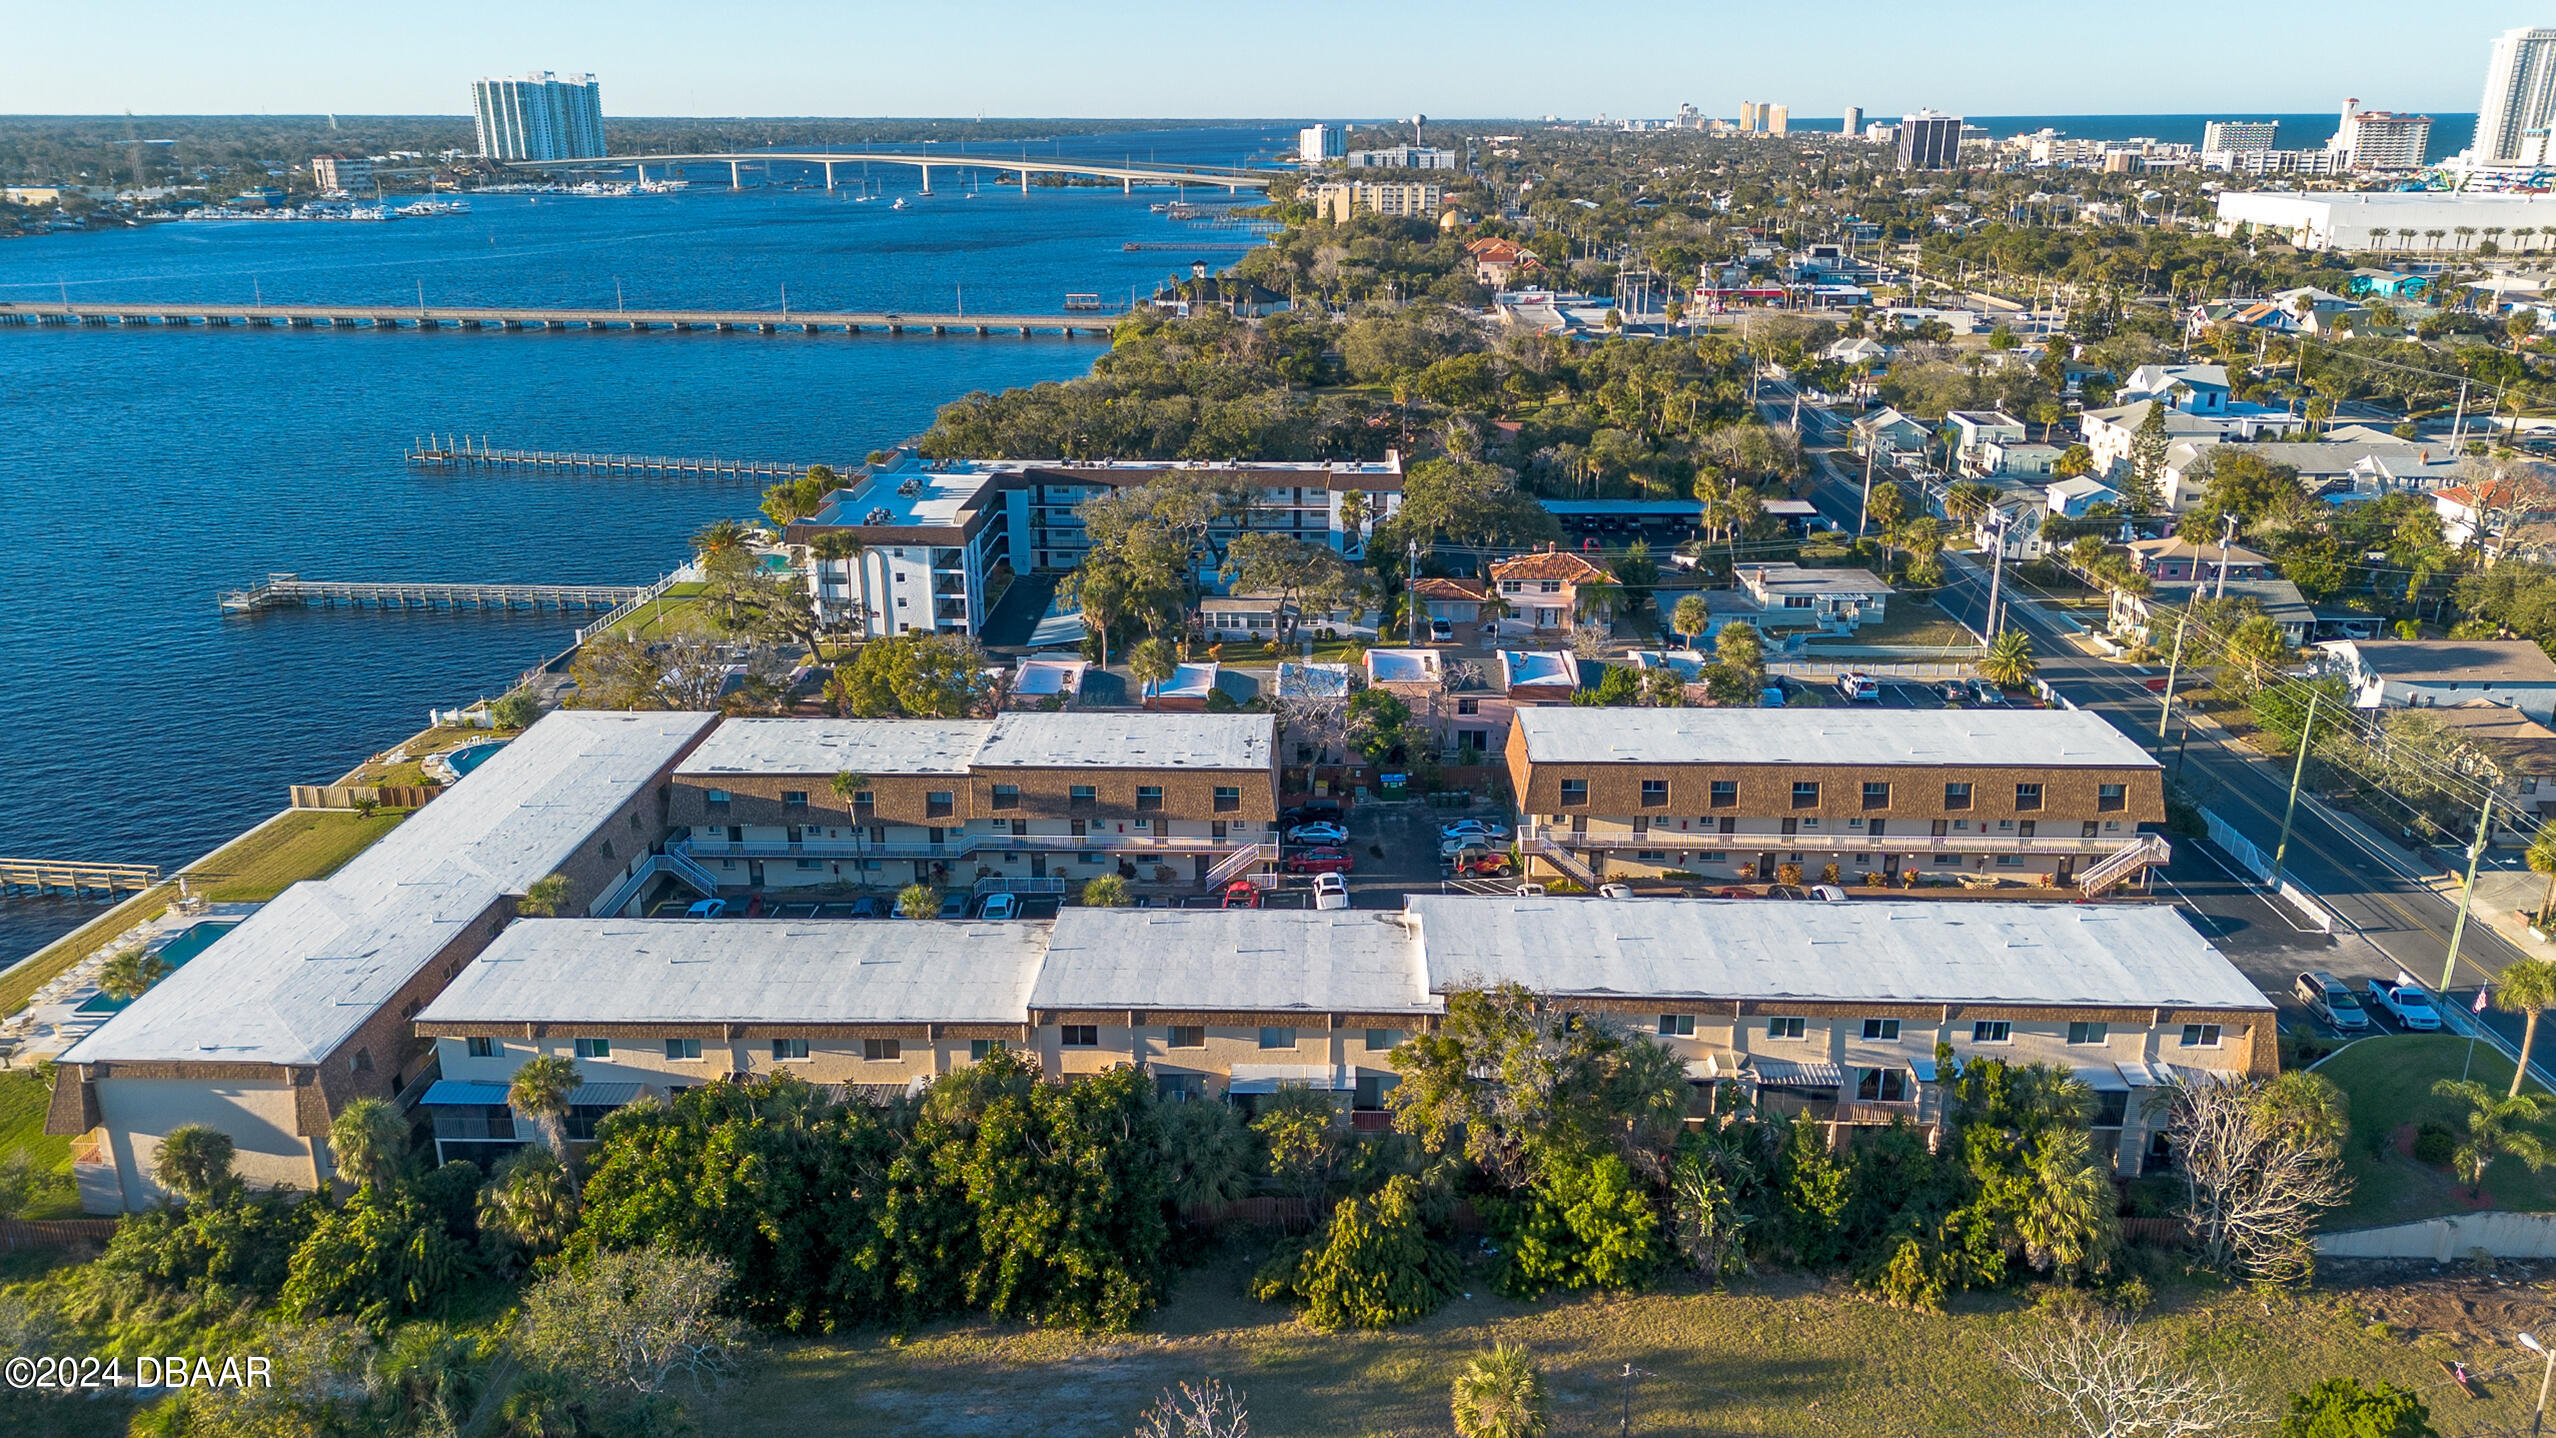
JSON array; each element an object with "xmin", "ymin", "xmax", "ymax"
[{"xmin": 472, "ymin": 72, "xmax": 606, "ymax": 162}]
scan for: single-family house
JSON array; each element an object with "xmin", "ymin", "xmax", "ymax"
[
  {"xmin": 1729, "ymin": 563, "xmax": 1893, "ymax": 635},
  {"xmin": 1852, "ymin": 406, "xmax": 1933, "ymax": 462},
  {"xmin": 1366, "ymin": 648, "xmax": 1512, "ymax": 761},
  {"xmin": 2125, "ymin": 536, "xmax": 2274, "ymax": 583},
  {"xmin": 1981, "ymin": 440, "xmax": 2062, "ymax": 479},
  {"xmin": 2108, "ymin": 578, "xmax": 2314, "ymax": 650},
  {"xmin": 1274, "ymin": 662, "xmax": 1358, "ymax": 700},
  {"xmin": 1465, "ymin": 237, "xmax": 1546, "ymax": 289},
  {"xmin": 1490, "ymin": 548, "xmax": 1614, "ymax": 633},
  {"xmin": 2345, "ymin": 269, "xmax": 2429, "ymax": 300},
  {"xmin": 1825, "ymin": 336, "xmax": 1891, "ymax": 367},
  {"xmin": 2159, "ymin": 437, "xmax": 2429, "ymax": 511},
  {"xmin": 1976, "ymin": 495, "xmax": 2052, "ymax": 560},
  {"xmin": 2418, "ymin": 701, "xmax": 2556, "ymax": 831},
  {"xmin": 1947, "ymin": 410, "xmax": 2028, "ymax": 473},
  {"xmin": 2435, "ymin": 475, "xmax": 2556, "ymax": 552},
  {"xmin": 2342, "ymin": 450, "xmax": 2469, "ymax": 501},
  {"xmin": 1147, "ymin": 275, "xmax": 1293, "ymax": 319},
  {"xmin": 1498, "ymin": 650, "xmax": 1582, "ymax": 704},
  {"xmin": 2047, "ymin": 475, "xmax": 2124, "ymax": 518},
  {"xmin": 2117, "ymin": 364, "xmax": 2232, "ymax": 415},
  {"xmin": 1410, "ymin": 576, "xmax": 1491, "ymax": 629},
  {"xmin": 2315, "ymin": 639, "xmax": 2556, "ymax": 724}
]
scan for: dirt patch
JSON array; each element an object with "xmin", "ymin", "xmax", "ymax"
[{"xmin": 2323, "ymin": 1262, "xmax": 2556, "ymax": 1354}]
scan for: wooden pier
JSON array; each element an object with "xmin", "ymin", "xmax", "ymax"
[
  {"xmin": 219, "ymin": 573, "xmax": 645, "ymax": 615},
  {"xmin": 408, "ymin": 440, "xmax": 837, "ymax": 482},
  {"xmin": 0, "ymin": 300, "xmax": 1120, "ymax": 339},
  {"xmin": 0, "ymin": 858, "xmax": 160, "ymax": 898}
]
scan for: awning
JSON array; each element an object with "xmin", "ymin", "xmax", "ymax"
[
  {"xmin": 1749, "ymin": 1058, "xmax": 1846, "ymax": 1091},
  {"xmin": 568, "ymin": 1082, "xmax": 644, "ymax": 1107},
  {"xmin": 1225, "ymin": 1063, "xmax": 1353, "ymax": 1094},
  {"xmin": 418, "ymin": 1080, "xmax": 509, "ymax": 1106},
  {"xmin": 2078, "ymin": 1065, "xmax": 2132, "ymax": 1093},
  {"xmin": 2115, "ymin": 1061, "xmax": 2165, "ymax": 1088},
  {"xmin": 1910, "ymin": 1056, "xmax": 1939, "ymax": 1084}
]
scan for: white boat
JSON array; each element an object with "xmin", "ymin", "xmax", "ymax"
[{"xmin": 892, "ymin": 198, "xmax": 907, "ymax": 210}]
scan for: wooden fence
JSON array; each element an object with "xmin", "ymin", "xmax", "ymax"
[
  {"xmin": 2119, "ymin": 1217, "xmax": 2193, "ymax": 1249},
  {"xmin": 289, "ymin": 784, "xmax": 439, "ymax": 811},
  {"xmin": 0, "ymin": 1218, "xmax": 118, "ymax": 1250}
]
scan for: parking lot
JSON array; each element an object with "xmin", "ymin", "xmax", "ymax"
[{"xmin": 1767, "ymin": 673, "xmax": 2024, "ymax": 710}]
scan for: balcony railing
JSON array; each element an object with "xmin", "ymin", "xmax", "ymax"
[
  {"xmin": 677, "ymin": 831, "xmax": 1265, "ymax": 863},
  {"xmin": 1518, "ymin": 823, "xmax": 2145, "ymax": 858}
]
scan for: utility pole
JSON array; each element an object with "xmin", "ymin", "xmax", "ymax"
[
  {"xmin": 2155, "ymin": 614, "xmax": 2188, "ymax": 742},
  {"xmin": 2271, "ymin": 690, "xmax": 2318, "ymax": 890},
  {"xmin": 1983, "ymin": 511, "xmax": 2010, "ymax": 640},
  {"xmin": 2452, "ymin": 377, "xmax": 2471, "ymax": 451},
  {"xmin": 1406, "ymin": 538, "xmax": 1423, "ymax": 647},
  {"xmin": 2213, "ymin": 511, "xmax": 2239, "ymax": 600},
  {"xmin": 2439, "ymin": 785, "xmax": 2500, "ymax": 994},
  {"xmin": 1858, "ymin": 443, "xmax": 1876, "ymax": 538}
]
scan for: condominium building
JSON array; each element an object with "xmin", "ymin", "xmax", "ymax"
[
  {"xmin": 414, "ymin": 898, "xmax": 2272, "ymax": 1175},
  {"xmin": 309, "ymin": 154, "xmax": 372, "ymax": 194},
  {"xmin": 1840, "ymin": 106, "xmax": 1864, "ymax": 139},
  {"xmin": 1346, "ymin": 146, "xmax": 1458, "ymax": 170},
  {"xmin": 1898, "ymin": 110, "xmax": 1964, "ymax": 170},
  {"xmin": 782, "ymin": 449, "xmax": 1403, "ymax": 639},
  {"xmin": 2476, "ymin": 27, "xmax": 2556, "ymax": 166},
  {"xmin": 2329, "ymin": 99, "xmax": 2432, "ymax": 172},
  {"xmin": 1313, "ymin": 181, "xmax": 1445, "ymax": 221},
  {"xmin": 668, "ymin": 713, "xmax": 1282, "ymax": 892},
  {"xmin": 1503, "ymin": 707, "xmax": 2169, "ymax": 892},
  {"xmin": 2199, "ymin": 120, "xmax": 2278, "ymax": 155},
  {"xmin": 471, "ymin": 72, "xmax": 606, "ymax": 162},
  {"xmin": 1298, "ymin": 123, "xmax": 1346, "ymax": 164}
]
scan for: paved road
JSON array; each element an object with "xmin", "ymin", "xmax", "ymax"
[{"xmin": 1767, "ymin": 381, "xmax": 2554, "ymax": 1068}]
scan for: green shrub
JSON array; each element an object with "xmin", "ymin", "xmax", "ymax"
[
  {"xmin": 1257, "ymin": 1175, "xmax": 1457, "ymax": 1329},
  {"xmin": 2413, "ymin": 1122, "xmax": 2457, "ymax": 1167},
  {"xmin": 1488, "ymin": 1154, "xmax": 1660, "ymax": 1299},
  {"xmin": 278, "ymin": 1189, "xmax": 470, "ymax": 1329}
]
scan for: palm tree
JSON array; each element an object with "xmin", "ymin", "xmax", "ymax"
[
  {"xmin": 150, "ymin": 1123, "xmax": 235, "ymax": 1205},
  {"xmin": 1129, "ymin": 636, "xmax": 1180, "ymax": 696},
  {"xmin": 509, "ymin": 1054, "xmax": 583, "ymax": 1188},
  {"xmin": 692, "ymin": 518, "xmax": 748, "ymax": 559},
  {"xmin": 1671, "ymin": 593, "xmax": 1712, "ymax": 646},
  {"xmin": 515, "ymin": 872, "xmax": 571, "ymax": 918},
  {"xmin": 2425, "ymin": 228, "xmax": 2448, "ymax": 252},
  {"xmin": 2493, "ymin": 958, "xmax": 2556, "ymax": 1098},
  {"xmin": 2527, "ymin": 828, "xmax": 2556, "ymax": 928},
  {"xmin": 1452, "ymin": 1343, "xmax": 1549, "ymax": 1438},
  {"xmin": 1978, "ymin": 630, "xmax": 2038, "ymax": 689},
  {"xmin": 2519, "ymin": 226, "xmax": 2541, "ymax": 255},
  {"xmin": 1080, "ymin": 874, "xmax": 1132, "ymax": 907},
  {"xmin": 1573, "ymin": 579, "xmax": 1629, "ymax": 627},
  {"xmin": 97, "ymin": 949, "xmax": 170, "ymax": 1002},
  {"xmin": 328, "ymin": 1096, "xmax": 408, "ymax": 1197},
  {"xmin": 2431, "ymin": 1079, "xmax": 2556, "ymax": 1194},
  {"xmin": 809, "ymin": 530, "xmax": 870, "ymax": 640}
]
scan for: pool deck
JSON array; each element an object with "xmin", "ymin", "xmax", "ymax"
[{"xmin": 0, "ymin": 903, "xmax": 262, "ymax": 1066}]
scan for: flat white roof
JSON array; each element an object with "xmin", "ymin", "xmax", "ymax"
[
  {"xmin": 65, "ymin": 710, "xmax": 718, "ymax": 1068},
  {"xmin": 1033, "ymin": 909, "xmax": 1435, "ymax": 1015},
  {"xmin": 1407, "ymin": 897, "xmax": 2267, "ymax": 1011},
  {"xmin": 677, "ymin": 718, "xmax": 993, "ymax": 777},
  {"xmin": 1366, "ymin": 648, "xmax": 1441, "ymax": 684},
  {"xmin": 811, "ymin": 465, "xmax": 1000, "ymax": 530},
  {"xmin": 1502, "ymin": 650, "xmax": 1577, "ymax": 687},
  {"xmin": 1513, "ymin": 706, "xmax": 2159, "ymax": 770},
  {"xmin": 419, "ymin": 918, "xmax": 1050, "ymax": 1026},
  {"xmin": 1146, "ymin": 663, "xmax": 1220, "ymax": 699},
  {"xmin": 975, "ymin": 712, "xmax": 1271, "ymax": 770}
]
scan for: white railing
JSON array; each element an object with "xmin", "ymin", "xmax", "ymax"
[
  {"xmin": 2076, "ymin": 833, "xmax": 2173, "ymax": 897},
  {"xmin": 590, "ymin": 851, "xmax": 720, "ymax": 916},
  {"xmin": 1519, "ymin": 834, "xmax": 1598, "ymax": 887},
  {"xmin": 575, "ymin": 568, "xmax": 688, "ymax": 644},
  {"xmin": 1517, "ymin": 823, "xmax": 2151, "ymax": 858},
  {"xmin": 1205, "ymin": 842, "xmax": 1279, "ymax": 888},
  {"xmin": 678, "ymin": 830, "xmax": 1268, "ymax": 862}
]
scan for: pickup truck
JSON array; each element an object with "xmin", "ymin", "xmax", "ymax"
[{"xmin": 2365, "ymin": 977, "xmax": 2443, "ymax": 1031}]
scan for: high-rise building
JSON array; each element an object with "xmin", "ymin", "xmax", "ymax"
[
  {"xmin": 1297, "ymin": 124, "xmax": 1345, "ymax": 164},
  {"xmin": 1739, "ymin": 101, "xmax": 1762, "ymax": 133},
  {"xmin": 1897, "ymin": 110, "xmax": 1963, "ymax": 170},
  {"xmin": 2200, "ymin": 120, "xmax": 2278, "ymax": 155},
  {"xmin": 2328, "ymin": 99, "xmax": 2432, "ymax": 171},
  {"xmin": 471, "ymin": 72, "xmax": 605, "ymax": 162},
  {"xmin": 310, "ymin": 154, "xmax": 372, "ymax": 194},
  {"xmin": 2477, "ymin": 27, "xmax": 2556, "ymax": 165},
  {"xmin": 1767, "ymin": 104, "xmax": 1789, "ymax": 135},
  {"xmin": 1841, "ymin": 106, "xmax": 1864, "ymax": 139}
]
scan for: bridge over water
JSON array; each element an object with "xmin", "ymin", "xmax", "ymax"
[
  {"xmin": 507, "ymin": 149, "xmax": 1282, "ymax": 196},
  {"xmin": 0, "ymin": 300, "xmax": 1121, "ymax": 338}
]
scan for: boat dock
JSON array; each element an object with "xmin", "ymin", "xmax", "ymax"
[
  {"xmin": 0, "ymin": 858, "xmax": 160, "ymax": 898},
  {"xmin": 0, "ymin": 300, "xmax": 1118, "ymax": 338},
  {"xmin": 409, "ymin": 439, "xmax": 833, "ymax": 481},
  {"xmin": 219, "ymin": 573, "xmax": 645, "ymax": 615}
]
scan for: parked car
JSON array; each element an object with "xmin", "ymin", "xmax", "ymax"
[
  {"xmin": 936, "ymin": 891, "xmax": 970, "ymax": 919},
  {"xmin": 1430, "ymin": 618, "xmax": 1455, "ymax": 642},
  {"xmin": 1442, "ymin": 837, "xmax": 1505, "ymax": 860},
  {"xmin": 1440, "ymin": 818, "xmax": 1511, "ymax": 842},
  {"xmin": 684, "ymin": 897, "xmax": 727, "ymax": 919},
  {"xmin": 1972, "ymin": 681, "xmax": 2010, "ymax": 706},
  {"xmin": 1220, "ymin": 880, "xmax": 1265, "ymax": 909},
  {"xmin": 1836, "ymin": 671, "xmax": 1881, "ymax": 703},
  {"xmin": 1286, "ymin": 821, "xmax": 1350, "ymax": 846},
  {"xmin": 1760, "ymin": 685, "xmax": 1788, "ymax": 708},
  {"xmin": 1808, "ymin": 884, "xmax": 1850, "ymax": 902},
  {"xmin": 1285, "ymin": 848, "xmax": 1355, "ymax": 875},
  {"xmin": 847, "ymin": 896, "xmax": 884, "ymax": 919},
  {"xmin": 1597, "ymin": 882, "xmax": 1634, "ymax": 899},
  {"xmin": 2293, "ymin": 970, "xmax": 2371, "ymax": 1031},
  {"xmin": 1282, "ymin": 802, "xmax": 1345, "ymax": 827},
  {"xmin": 2366, "ymin": 977, "xmax": 2442, "ymax": 1031},
  {"xmin": 1456, "ymin": 854, "xmax": 1513, "ymax": 878},
  {"xmin": 1311, "ymin": 873, "xmax": 1351, "ymax": 910},
  {"xmin": 1935, "ymin": 680, "xmax": 1971, "ymax": 705},
  {"xmin": 1714, "ymin": 887, "xmax": 1761, "ymax": 898},
  {"xmin": 1512, "ymin": 883, "xmax": 1547, "ymax": 897},
  {"xmin": 977, "ymin": 893, "xmax": 1020, "ymax": 920}
]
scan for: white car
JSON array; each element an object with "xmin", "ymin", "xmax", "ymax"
[
  {"xmin": 1836, "ymin": 671, "xmax": 1881, "ymax": 703},
  {"xmin": 1808, "ymin": 884, "xmax": 1850, "ymax": 903},
  {"xmin": 978, "ymin": 893, "xmax": 1019, "ymax": 920},
  {"xmin": 1312, "ymin": 873, "xmax": 1351, "ymax": 910},
  {"xmin": 2366, "ymin": 978, "xmax": 2442, "ymax": 1031},
  {"xmin": 1597, "ymin": 882, "xmax": 1634, "ymax": 899},
  {"xmin": 1513, "ymin": 883, "xmax": 1547, "ymax": 897},
  {"xmin": 1440, "ymin": 818, "xmax": 1512, "ymax": 842},
  {"xmin": 1286, "ymin": 822, "xmax": 1349, "ymax": 846}
]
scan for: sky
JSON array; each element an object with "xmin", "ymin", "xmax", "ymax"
[{"xmin": 2, "ymin": 0, "xmax": 2547, "ymax": 119}]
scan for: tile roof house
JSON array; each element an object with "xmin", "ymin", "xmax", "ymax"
[
  {"xmin": 1490, "ymin": 548, "xmax": 1615, "ymax": 633},
  {"xmin": 1410, "ymin": 575, "xmax": 1491, "ymax": 627}
]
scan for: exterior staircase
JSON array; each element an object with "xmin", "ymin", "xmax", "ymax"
[
  {"xmin": 591, "ymin": 848, "xmax": 721, "ymax": 916},
  {"xmin": 1517, "ymin": 829, "xmax": 1600, "ymax": 888},
  {"xmin": 1205, "ymin": 841, "xmax": 1278, "ymax": 889},
  {"xmin": 2076, "ymin": 834, "xmax": 2171, "ymax": 898}
]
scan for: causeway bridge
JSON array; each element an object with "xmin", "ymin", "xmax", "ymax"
[
  {"xmin": 0, "ymin": 300, "xmax": 1120, "ymax": 338},
  {"xmin": 507, "ymin": 149, "xmax": 1282, "ymax": 196},
  {"xmin": 220, "ymin": 573, "xmax": 644, "ymax": 615}
]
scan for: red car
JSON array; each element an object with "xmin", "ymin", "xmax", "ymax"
[
  {"xmin": 1220, "ymin": 880, "xmax": 1265, "ymax": 909},
  {"xmin": 1457, "ymin": 854, "xmax": 1513, "ymax": 878},
  {"xmin": 1286, "ymin": 848, "xmax": 1355, "ymax": 875}
]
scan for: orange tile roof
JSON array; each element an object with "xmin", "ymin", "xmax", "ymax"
[
  {"xmin": 1411, "ymin": 576, "xmax": 1490, "ymax": 601},
  {"xmin": 1490, "ymin": 550, "xmax": 1612, "ymax": 583}
]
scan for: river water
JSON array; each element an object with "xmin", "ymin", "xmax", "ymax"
[{"xmin": 0, "ymin": 124, "xmax": 1292, "ymax": 957}]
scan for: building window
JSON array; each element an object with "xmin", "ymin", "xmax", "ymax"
[
  {"xmin": 1136, "ymin": 786, "xmax": 1164, "ymax": 812},
  {"xmin": 1996, "ymin": 854, "xmax": 2025, "ymax": 867},
  {"xmin": 2097, "ymin": 783, "xmax": 2126, "ymax": 812},
  {"xmin": 1861, "ymin": 1018, "xmax": 1901, "ymax": 1040},
  {"xmin": 1862, "ymin": 782, "xmax": 1890, "ymax": 810},
  {"xmin": 665, "ymin": 1038, "xmax": 702, "ymax": 1060},
  {"xmin": 1640, "ymin": 779, "xmax": 1668, "ymax": 808},
  {"xmin": 466, "ymin": 1036, "xmax": 497, "ymax": 1059},
  {"xmin": 705, "ymin": 789, "xmax": 732, "ymax": 805},
  {"xmin": 772, "ymin": 1038, "xmax": 810, "ymax": 1060},
  {"xmin": 1214, "ymin": 786, "xmax": 1241, "ymax": 813},
  {"xmin": 573, "ymin": 1038, "xmax": 610, "ymax": 1059},
  {"xmin": 1765, "ymin": 1016, "xmax": 1806, "ymax": 1040},
  {"xmin": 1944, "ymin": 782, "xmax": 1972, "ymax": 810},
  {"xmin": 2180, "ymin": 1024, "xmax": 2222, "ymax": 1048},
  {"xmin": 782, "ymin": 790, "xmax": 808, "ymax": 807},
  {"xmin": 991, "ymin": 784, "xmax": 1020, "ymax": 810},
  {"xmin": 1061, "ymin": 1025, "xmax": 1100, "ymax": 1047},
  {"xmin": 2015, "ymin": 783, "xmax": 2043, "ymax": 812},
  {"xmin": 927, "ymin": 791, "xmax": 954, "ymax": 819},
  {"xmin": 863, "ymin": 1038, "xmax": 903, "ymax": 1061},
  {"xmin": 1559, "ymin": 779, "xmax": 1589, "ymax": 806},
  {"xmin": 1069, "ymin": 785, "xmax": 1096, "ymax": 810},
  {"xmin": 1971, "ymin": 1021, "xmax": 2012, "ymax": 1043},
  {"xmin": 1457, "ymin": 697, "xmax": 1481, "ymax": 715},
  {"xmin": 1658, "ymin": 1014, "xmax": 1695, "ymax": 1037},
  {"xmin": 2067, "ymin": 1022, "xmax": 2109, "ymax": 1046},
  {"xmin": 1791, "ymin": 781, "xmax": 1821, "ymax": 810},
  {"xmin": 1168, "ymin": 1026, "xmax": 1206, "ymax": 1049},
  {"xmin": 1367, "ymin": 1028, "xmax": 1405, "ymax": 1050},
  {"xmin": 970, "ymin": 1039, "xmax": 1007, "ymax": 1061},
  {"xmin": 1259, "ymin": 1026, "xmax": 1297, "ymax": 1050},
  {"xmin": 1710, "ymin": 779, "xmax": 1737, "ymax": 808},
  {"xmin": 1856, "ymin": 1067, "xmax": 1910, "ymax": 1102}
]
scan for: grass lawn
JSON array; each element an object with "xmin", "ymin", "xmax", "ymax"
[
  {"xmin": 2317, "ymin": 1033, "xmax": 2556, "ymax": 1229},
  {"xmin": 188, "ymin": 809, "xmax": 408, "ymax": 904},
  {"xmin": 701, "ymin": 1253, "xmax": 2512, "ymax": 1438},
  {"xmin": 599, "ymin": 581, "xmax": 715, "ymax": 641},
  {"xmin": 340, "ymin": 722, "xmax": 521, "ymax": 787},
  {"xmin": 0, "ymin": 889, "xmax": 170, "ymax": 1017},
  {"xmin": 0, "ymin": 1070, "xmax": 79, "ymax": 1219},
  {"xmin": 1799, "ymin": 597, "xmax": 1979, "ymax": 650}
]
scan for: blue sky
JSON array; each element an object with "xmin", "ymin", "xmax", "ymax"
[{"xmin": 2, "ymin": 0, "xmax": 2543, "ymax": 118}]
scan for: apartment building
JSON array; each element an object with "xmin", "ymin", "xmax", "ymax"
[
  {"xmin": 785, "ymin": 450, "xmax": 1403, "ymax": 639},
  {"xmin": 1313, "ymin": 181, "xmax": 1446, "ymax": 222},
  {"xmin": 416, "ymin": 899, "xmax": 2271, "ymax": 1175},
  {"xmin": 667, "ymin": 713, "xmax": 1281, "ymax": 893},
  {"xmin": 1503, "ymin": 707, "xmax": 2169, "ymax": 892},
  {"xmin": 310, "ymin": 154, "xmax": 372, "ymax": 194},
  {"xmin": 49, "ymin": 710, "xmax": 719, "ymax": 1212}
]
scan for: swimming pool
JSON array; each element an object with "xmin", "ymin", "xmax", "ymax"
[
  {"xmin": 441, "ymin": 740, "xmax": 510, "ymax": 779},
  {"xmin": 74, "ymin": 920, "xmax": 237, "ymax": 1014}
]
